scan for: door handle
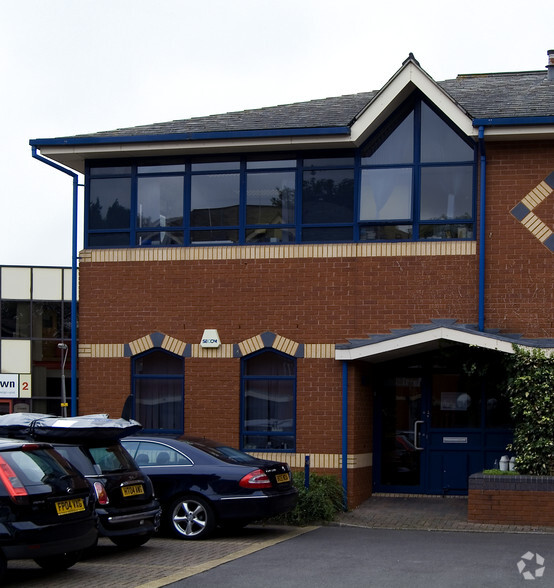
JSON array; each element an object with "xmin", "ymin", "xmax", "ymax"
[{"xmin": 414, "ymin": 420, "xmax": 424, "ymax": 450}]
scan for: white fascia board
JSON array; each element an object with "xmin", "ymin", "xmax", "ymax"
[
  {"xmin": 37, "ymin": 133, "xmax": 357, "ymax": 174},
  {"xmin": 350, "ymin": 63, "xmax": 476, "ymax": 145},
  {"xmin": 334, "ymin": 327, "xmax": 548, "ymax": 361},
  {"xmin": 481, "ymin": 126, "xmax": 554, "ymax": 141}
]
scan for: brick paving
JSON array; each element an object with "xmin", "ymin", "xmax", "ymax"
[
  {"xmin": 333, "ymin": 494, "xmax": 554, "ymax": 534},
  {"xmin": 4, "ymin": 526, "xmax": 309, "ymax": 588}
]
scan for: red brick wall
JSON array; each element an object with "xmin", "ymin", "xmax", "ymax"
[
  {"xmin": 468, "ymin": 490, "xmax": 554, "ymax": 527},
  {"xmin": 484, "ymin": 141, "xmax": 554, "ymax": 337},
  {"xmin": 78, "ymin": 255, "xmax": 479, "ymax": 348},
  {"xmin": 78, "ymin": 357, "xmax": 130, "ymax": 417}
]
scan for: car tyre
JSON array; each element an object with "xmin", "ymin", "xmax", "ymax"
[
  {"xmin": 110, "ymin": 532, "xmax": 153, "ymax": 548},
  {"xmin": 166, "ymin": 495, "xmax": 215, "ymax": 540},
  {"xmin": 34, "ymin": 550, "xmax": 82, "ymax": 571}
]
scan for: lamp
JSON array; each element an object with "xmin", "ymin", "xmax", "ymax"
[{"xmin": 57, "ymin": 343, "xmax": 68, "ymax": 417}]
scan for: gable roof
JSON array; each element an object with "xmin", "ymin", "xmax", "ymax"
[
  {"xmin": 31, "ymin": 54, "xmax": 554, "ymax": 172},
  {"xmin": 335, "ymin": 319, "xmax": 554, "ymax": 362}
]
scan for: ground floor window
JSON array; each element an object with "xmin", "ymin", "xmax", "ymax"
[
  {"xmin": 132, "ymin": 349, "xmax": 184, "ymax": 433},
  {"xmin": 241, "ymin": 349, "xmax": 296, "ymax": 451}
]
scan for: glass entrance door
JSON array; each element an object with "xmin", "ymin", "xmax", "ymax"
[{"xmin": 376, "ymin": 375, "xmax": 425, "ymax": 490}]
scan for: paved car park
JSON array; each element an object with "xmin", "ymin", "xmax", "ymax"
[
  {"xmin": 3, "ymin": 526, "xmax": 311, "ymax": 588},
  {"xmin": 4, "ymin": 496, "xmax": 554, "ymax": 587}
]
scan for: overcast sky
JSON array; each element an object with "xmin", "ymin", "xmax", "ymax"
[{"xmin": 1, "ymin": 0, "xmax": 552, "ymax": 267}]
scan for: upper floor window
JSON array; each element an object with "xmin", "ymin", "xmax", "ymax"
[{"xmin": 85, "ymin": 97, "xmax": 475, "ymax": 248}]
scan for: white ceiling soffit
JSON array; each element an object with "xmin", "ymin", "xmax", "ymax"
[
  {"xmin": 350, "ymin": 60, "xmax": 476, "ymax": 145},
  {"xmin": 334, "ymin": 327, "xmax": 553, "ymax": 363}
]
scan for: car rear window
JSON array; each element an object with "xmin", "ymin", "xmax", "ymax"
[
  {"xmin": 186, "ymin": 441, "xmax": 260, "ymax": 465},
  {"xmin": 0, "ymin": 446, "xmax": 79, "ymax": 487},
  {"xmin": 88, "ymin": 444, "xmax": 138, "ymax": 473}
]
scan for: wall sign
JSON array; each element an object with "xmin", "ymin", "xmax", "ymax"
[
  {"xmin": 0, "ymin": 374, "xmax": 19, "ymax": 399},
  {"xmin": 201, "ymin": 329, "xmax": 221, "ymax": 348},
  {"xmin": 0, "ymin": 374, "xmax": 32, "ymax": 399}
]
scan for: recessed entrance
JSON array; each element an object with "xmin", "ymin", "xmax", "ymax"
[{"xmin": 373, "ymin": 346, "xmax": 512, "ymax": 494}]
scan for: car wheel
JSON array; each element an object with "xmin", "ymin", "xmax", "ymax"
[
  {"xmin": 110, "ymin": 532, "xmax": 153, "ymax": 548},
  {"xmin": 166, "ymin": 495, "xmax": 216, "ymax": 540},
  {"xmin": 34, "ymin": 550, "xmax": 82, "ymax": 571}
]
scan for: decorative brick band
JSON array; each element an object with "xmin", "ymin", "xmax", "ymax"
[
  {"xmin": 79, "ymin": 240, "xmax": 476, "ymax": 264},
  {"xmin": 249, "ymin": 452, "xmax": 372, "ymax": 470},
  {"xmin": 511, "ymin": 172, "xmax": 554, "ymax": 252},
  {"xmin": 80, "ymin": 331, "xmax": 308, "ymax": 359}
]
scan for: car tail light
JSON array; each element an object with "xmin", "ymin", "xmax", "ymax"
[
  {"xmin": 93, "ymin": 481, "xmax": 109, "ymax": 505},
  {"xmin": 239, "ymin": 469, "xmax": 272, "ymax": 489},
  {"xmin": 0, "ymin": 455, "xmax": 28, "ymax": 501}
]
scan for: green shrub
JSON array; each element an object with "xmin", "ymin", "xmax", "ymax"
[
  {"xmin": 482, "ymin": 469, "xmax": 519, "ymax": 475},
  {"xmin": 506, "ymin": 346, "xmax": 554, "ymax": 476},
  {"xmin": 273, "ymin": 472, "xmax": 344, "ymax": 526}
]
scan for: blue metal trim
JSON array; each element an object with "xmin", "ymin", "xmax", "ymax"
[
  {"xmin": 31, "ymin": 147, "xmax": 79, "ymax": 416},
  {"xmin": 30, "ymin": 126, "xmax": 352, "ymax": 147},
  {"xmin": 473, "ymin": 116, "xmax": 554, "ymax": 127},
  {"xmin": 341, "ymin": 361, "xmax": 348, "ymax": 511},
  {"xmin": 478, "ymin": 127, "xmax": 486, "ymax": 332}
]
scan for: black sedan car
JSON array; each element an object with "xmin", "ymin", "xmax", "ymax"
[
  {"xmin": 121, "ymin": 436, "xmax": 298, "ymax": 540},
  {"xmin": 0, "ymin": 438, "xmax": 97, "ymax": 581}
]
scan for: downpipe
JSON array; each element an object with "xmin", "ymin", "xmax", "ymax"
[{"xmin": 31, "ymin": 146, "xmax": 79, "ymax": 416}]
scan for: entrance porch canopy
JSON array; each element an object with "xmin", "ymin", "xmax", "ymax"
[{"xmin": 335, "ymin": 319, "xmax": 554, "ymax": 362}]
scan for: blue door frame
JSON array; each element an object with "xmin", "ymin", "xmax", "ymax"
[{"xmin": 373, "ymin": 348, "xmax": 513, "ymax": 495}]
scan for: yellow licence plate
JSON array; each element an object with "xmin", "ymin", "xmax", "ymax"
[
  {"xmin": 56, "ymin": 498, "xmax": 85, "ymax": 516},
  {"xmin": 275, "ymin": 473, "xmax": 290, "ymax": 483},
  {"xmin": 122, "ymin": 484, "xmax": 144, "ymax": 497}
]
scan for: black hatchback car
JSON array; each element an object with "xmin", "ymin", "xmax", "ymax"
[
  {"xmin": 0, "ymin": 413, "xmax": 161, "ymax": 548},
  {"xmin": 0, "ymin": 437, "xmax": 97, "ymax": 581},
  {"xmin": 122, "ymin": 436, "xmax": 298, "ymax": 540}
]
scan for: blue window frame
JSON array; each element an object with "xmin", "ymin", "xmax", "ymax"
[
  {"xmin": 132, "ymin": 349, "xmax": 184, "ymax": 434},
  {"xmin": 240, "ymin": 349, "xmax": 296, "ymax": 452},
  {"xmin": 85, "ymin": 97, "xmax": 476, "ymax": 248}
]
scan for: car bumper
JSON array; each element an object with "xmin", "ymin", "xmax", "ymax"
[
  {"xmin": 96, "ymin": 502, "xmax": 161, "ymax": 537},
  {"xmin": 0, "ymin": 517, "xmax": 98, "ymax": 560},
  {"xmin": 215, "ymin": 488, "xmax": 298, "ymax": 521}
]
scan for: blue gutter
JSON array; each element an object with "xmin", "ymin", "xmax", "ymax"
[
  {"xmin": 29, "ymin": 126, "xmax": 352, "ymax": 147},
  {"xmin": 341, "ymin": 361, "xmax": 348, "ymax": 511},
  {"xmin": 31, "ymin": 147, "xmax": 79, "ymax": 417},
  {"xmin": 478, "ymin": 127, "xmax": 486, "ymax": 331},
  {"xmin": 473, "ymin": 116, "xmax": 554, "ymax": 127}
]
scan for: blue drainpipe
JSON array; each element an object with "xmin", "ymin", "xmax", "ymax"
[
  {"xmin": 478, "ymin": 126, "xmax": 486, "ymax": 332},
  {"xmin": 31, "ymin": 147, "xmax": 79, "ymax": 416},
  {"xmin": 341, "ymin": 361, "xmax": 348, "ymax": 511}
]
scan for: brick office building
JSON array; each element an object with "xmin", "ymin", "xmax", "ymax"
[{"xmin": 31, "ymin": 53, "xmax": 554, "ymax": 507}]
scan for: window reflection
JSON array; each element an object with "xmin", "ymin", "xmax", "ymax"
[
  {"xmin": 1, "ymin": 301, "xmax": 30, "ymax": 337},
  {"xmin": 89, "ymin": 178, "xmax": 131, "ymax": 229},
  {"xmin": 242, "ymin": 351, "xmax": 296, "ymax": 451},
  {"xmin": 360, "ymin": 168, "xmax": 412, "ymax": 220},
  {"xmin": 246, "ymin": 172, "xmax": 295, "ymax": 225},
  {"xmin": 302, "ymin": 169, "xmax": 354, "ymax": 224},
  {"xmin": 420, "ymin": 103, "xmax": 474, "ymax": 163},
  {"xmin": 137, "ymin": 176, "xmax": 184, "ymax": 228},
  {"xmin": 362, "ymin": 111, "xmax": 414, "ymax": 165},
  {"xmin": 190, "ymin": 174, "xmax": 240, "ymax": 227},
  {"xmin": 420, "ymin": 166, "xmax": 473, "ymax": 220}
]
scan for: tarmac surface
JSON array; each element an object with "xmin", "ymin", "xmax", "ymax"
[{"xmin": 4, "ymin": 495, "xmax": 554, "ymax": 587}]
